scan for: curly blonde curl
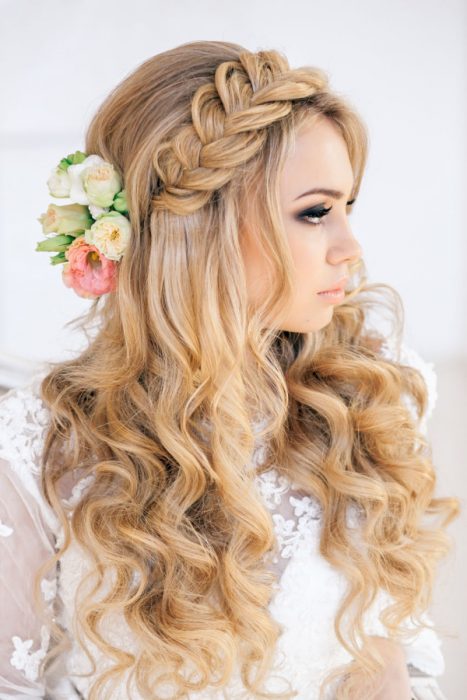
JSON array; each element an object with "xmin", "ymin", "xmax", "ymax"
[{"xmin": 30, "ymin": 40, "xmax": 459, "ymax": 700}]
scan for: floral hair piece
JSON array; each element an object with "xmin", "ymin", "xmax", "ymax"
[{"xmin": 35, "ymin": 150, "xmax": 131, "ymax": 299}]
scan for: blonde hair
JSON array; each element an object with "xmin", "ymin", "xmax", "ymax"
[{"xmin": 32, "ymin": 40, "xmax": 458, "ymax": 699}]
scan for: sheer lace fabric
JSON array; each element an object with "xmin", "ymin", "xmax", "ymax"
[{"xmin": 0, "ymin": 339, "xmax": 447, "ymax": 699}]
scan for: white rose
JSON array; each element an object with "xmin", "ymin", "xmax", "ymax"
[
  {"xmin": 67, "ymin": 155, "xmax": 104, "ymax": 205},
  {"xmin": 47, "ymin": 168, "xmax": 71, "ymax": 198},
  {"xmin": 67, "ymin": 155, "xmax": 122, "ymax": 208},
  {"xmin": 84, "ymin": 211, "xmax": 131, "ymax": 261}
]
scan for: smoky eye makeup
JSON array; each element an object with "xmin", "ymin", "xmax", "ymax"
[
  {"xmin": 297, "ymin": 205, "xmax": 332, "ymax": 225},
  {"xmin": 295, "ymin": 198, "xmax": 356, "ymax": 226}
]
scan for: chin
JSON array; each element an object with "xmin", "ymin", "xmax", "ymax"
[
  {"xmin": 276, "ymin": 305, "xmax": 334, "ymax": 333},
  {"xmin": 302, "ymin": 309, "xmax": 335, "ymax": 333}
]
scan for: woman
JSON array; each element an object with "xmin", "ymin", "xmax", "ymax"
[{"xmin": 0, "ymin": 40, "xmax": 458, "ymax": 699}]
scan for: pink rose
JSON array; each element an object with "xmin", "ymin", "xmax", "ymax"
[{"xmin": 62, "ymin": 236, "xmax": 118, "ymax": 298}]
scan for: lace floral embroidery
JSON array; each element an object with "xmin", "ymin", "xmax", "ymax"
[
  {"xmin": 255, "ymin": 468, "xmax": 322, "ymax": 563},
  {"xmin": 271, "ymin": 496, "xmax": 322, "ymax": 559},
  {"xmin": 10, "ymin": 624, "xmax": 50, "ymax": 682},
  {"xmin": 255, "ymin": 467, "xmax": 291, "ymax": 509},
  {"xmin": 62, "ymin": 474, "xmax": 96, "ymax": 509},
  {"xmin": 0, "ymin": 379, "xmax": 60, "ymax": 534},
  {"xmin": 41, "ymin": 576, "xmax": 57, "ymax": 603},
  {"xmin": 8, "ymin": 573, "xmax": 57, "ymax": 682}
]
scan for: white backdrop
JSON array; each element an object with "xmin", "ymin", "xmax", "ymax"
[{"xmin": 0, "ymin": 0, "xmax": 466, "ymax": 694}]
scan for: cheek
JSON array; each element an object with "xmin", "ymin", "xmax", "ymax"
[{"xmin": 288, "ymin": 232, "xmax": 323, "ymax": 291}]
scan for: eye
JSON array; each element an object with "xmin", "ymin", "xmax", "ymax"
[
  {"xmin": 298, "ymin": 205, "xmax": 332, "ymax": 226},
  {"xmin": 297, "ymin": 199, "xmax": 356, "ymax": 227}
]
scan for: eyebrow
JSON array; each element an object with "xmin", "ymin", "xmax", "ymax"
[{"xmin": 294, "ymin": 187, "xmax": 354, "ymax": 201}]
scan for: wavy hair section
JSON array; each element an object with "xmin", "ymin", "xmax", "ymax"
[{"xmin": 30, "ymin": 41, "xmax": 459, "ymax": 700}]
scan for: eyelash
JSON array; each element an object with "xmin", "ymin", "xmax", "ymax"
[{"xmin": 298, "ymin": 199, "xmax": 356, "ymax": 226}]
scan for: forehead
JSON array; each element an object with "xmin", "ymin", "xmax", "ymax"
[{"xmin": 279, "ymin": 116, "xmax": 354, "ymax": 201}]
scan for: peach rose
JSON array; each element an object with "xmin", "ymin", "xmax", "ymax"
[{"xmin": 62, "ymin": 236, "xmax": 118, "ymax": 298}]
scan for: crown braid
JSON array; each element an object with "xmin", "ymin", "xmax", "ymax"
[{"xmin": 151, "ymin": 49, "xmax": 329, "ymax": 215}]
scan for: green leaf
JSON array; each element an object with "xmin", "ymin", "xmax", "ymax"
[
  {"xmin": 58, "ymin": 158, "xmax": 71, "ymax": 171},
  {"xmin": 68, "ymin": 150, "xmax": 87, "ymax": 165},
  {"xmin": 56, "ymin": 150, "xmax": 87, "ymax": 173},
  {"xmin": 50, "ymin": 252, "xmax": 67, "ymax": 265},
  {"xmin": 35, "ymin": 234, "xmax": 75, "ymax": 252}
]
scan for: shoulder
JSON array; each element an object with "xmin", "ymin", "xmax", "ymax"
[
  {"xmin": 0, "ymin": 369, "xmax": 61, "ymax": 534},
  {"xmin": 1, "ymin": 370, "xmax": 96, "ymax": 519},
  {"xmin": 378, "ymin": 336, "xmax": 438, "ymax": 433},
  {"xmin": 0, "ymin": 369, "xmax": 52, "ymax": 471},
  {"xmin": 379, "ymin": 336, "xmax": 437, "ymax": 396}
]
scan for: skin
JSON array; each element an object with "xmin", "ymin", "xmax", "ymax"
[
  {"xmin": 240, "ymin": 116, "xmax": 412, "ymax": 699},
  {"xmin": 346, "ymin": 637, "xmax": 412, "ymax": 700},
  {"xmin": 241, "ymin": 115, "xmax": 362, "ymax": 333}
]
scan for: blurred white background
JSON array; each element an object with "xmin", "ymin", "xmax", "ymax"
[{"xmin": 0, "ymin": 0, "xmax": 465, "ymax": 695}]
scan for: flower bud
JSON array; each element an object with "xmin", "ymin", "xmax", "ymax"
[
  {"xmin": 38, "ymin": 203, "xmax": 93, "ymax": 235},
  {"xmin": 35, "ymin": 234, "xmax": 76, "ymax": 253},
  {"xmin": 113, "ymin": 189, "xmax": 128, "ymax": 214},
  {"xmin": 88, "ymin": 204, "xmax": 110, "ymax": 219}
]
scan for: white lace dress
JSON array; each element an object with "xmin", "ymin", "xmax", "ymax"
[{"xmin": 0, "ymin": 341, "xmax": 448, "ymax": 699}]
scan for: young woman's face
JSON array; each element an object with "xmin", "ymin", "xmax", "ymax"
[{"xmin": 241, "ymin": 116, "xmax": 362, "ymax": 333}]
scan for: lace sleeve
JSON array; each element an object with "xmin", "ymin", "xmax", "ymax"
[{"xmin": 0, "ymin": 381, "xmax": 61, "ymax": 698}]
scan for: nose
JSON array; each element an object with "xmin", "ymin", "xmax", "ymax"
[{"xmin": 326, "ymin": 220, "xmax": 362, "ymax": 266}]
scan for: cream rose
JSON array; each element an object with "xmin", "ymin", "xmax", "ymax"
[
  {"xmin": 84, "ymin": 211, "xmax": 131, "ymax": 261},
  {"xmin": 83, "ymin": 161, "xmax": 122, "ymax": 208},
  {"xmin": 67, "ymin": 155, "xmax": 122, "ymax": 208}
]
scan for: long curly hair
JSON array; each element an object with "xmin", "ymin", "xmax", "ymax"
[{"xmin": 31, "ymin": 40, "xmax": 459, "ymax": 699}]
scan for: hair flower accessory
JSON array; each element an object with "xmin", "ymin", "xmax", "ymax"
[{"xmin": 35, "ymin": 150, "xmax": 130, "ymax": 299}]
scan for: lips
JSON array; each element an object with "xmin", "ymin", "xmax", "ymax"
[{"xmin": 318, "ymin": 276, "xmax": 349, "ymax": 294}]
